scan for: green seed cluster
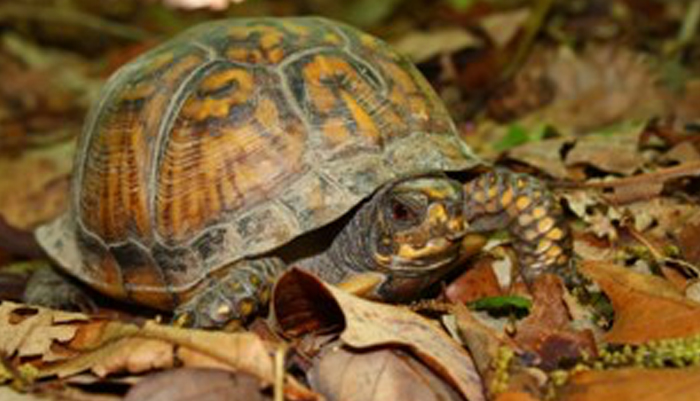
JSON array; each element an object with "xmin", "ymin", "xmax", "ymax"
[
  {"xmin": 490, "ymin": 346, "xmax": 515, "ymax": 394},
  {"xmin": 547, "ymin": 335, "xmax": 700, "ymax": 393},
  {"xmin": 599, "ymin": 336, "xmax": 700, "ymax": 369}
]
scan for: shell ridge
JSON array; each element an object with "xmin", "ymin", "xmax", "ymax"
[{"xmin": 147, "ymin": 57, "xmax": 222, "ymax": 245}]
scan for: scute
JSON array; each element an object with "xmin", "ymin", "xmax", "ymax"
[{"xmin": 36, "ymin": 17, "xmax": 479, "ymax": 310}]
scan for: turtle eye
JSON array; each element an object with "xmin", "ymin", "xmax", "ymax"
[{"xmin": 391, "ymin": 199, "xmax": 416, "ymax": 222}]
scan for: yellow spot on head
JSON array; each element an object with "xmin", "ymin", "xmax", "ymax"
[
  {"xmin": 173, "ymin": 313, "xmax": 192, "ymax": 327},
  {"xmin": 427, "ymin": 204, "xmax": 449, "ymax": 225},
  {"xmin": 487, "ymin": 186, "xmax": 498, "ymax": 199},
  {"xmin": 249, "ymin": 274, "xmax": 262, "ymax": 287},
  {"xmin": 216, "ymin": 304, "xmax": 232, "ymax": 319},
  {"xmin": 238, "ymin": 299, "xmax": 255, "ymax": 317},
  {"xmin": 259, "ymin": 287, "xmax": 271, "ymax": 303}
]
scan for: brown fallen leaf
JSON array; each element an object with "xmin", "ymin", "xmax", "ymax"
[
  {"xmin": 0, "ymin": 140, "xmax": 73, "ymax": 233},
  {"xmin": 585, "ymin": 161, "xmax": 700, "ymax": 204},
  {"xmin": 494, "ymin": 391, "xmax": 541, "ymax": 401},
  {"xmin": 273, "ymin": 268, "xmax": 485, "ymax": 401},
  {"xmin": 452, "ymin": 305, "xmax": 545, "ymax": 399},
  {"xmin": 90, "ymin": 337, "xmax": 175, "ymax": 377},
  {"xmin": 565, "ymin": 130, "xmax": 644, "ymax": 176},
  {"xmin": 479, "ymin": 9, "xmax": 530, "ymax": 48},
  {"xmin": 42, "ymin": 320, "xmax": 275, "ymax": 382},
  {"xmin": 528, "ymin": 45, "xmax": 665, "ymax": 135},
  {"xmin": 392, "ymin": 27, "xmax": 482, "ymax": 64},
  {"xmin": 0, "ymin": 301, "xmax": 87, "ymax": 361},
  {"xmin": 0, "ymin": 302, "xmax": 317, "ymax": 400},
  {"xmin": 559, "ymin": 367, "xmax": 700, "ymax": 401},
  {"xmin": 513, "ymin": 275, "xmax": 597, "ymax": 370},
  {"xmin": 309, "ymin": 346, "xmax": 463, "ymax": 401},
  {"xmin": 505, "ymin": 138, "xmax": 572, "ymax": 180},
  {"xmin": 444, "ymin": 257, "xmax": 504, "ymax": 304},
  {"xmin": 124, "ymin": 368, "xmax": 272, "ymax": 401},
  {"xmin": 0, "ymin": 385, "xmax": 120, "ymax": 401},
  {"xmin": 663, "ymin": 141, "xmax": 700, "ymax": 164},
  {"xmin": 678, "ymin": 211, "xmax": 700, "ymax": 266},
  {"xmin": 580, "ymin": 261, "xmax": 700, "ymax": 344}
]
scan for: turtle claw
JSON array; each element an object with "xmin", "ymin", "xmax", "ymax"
[{"xmin": 171, "ymin": 257, "xmax": 284, "ymax": 329}]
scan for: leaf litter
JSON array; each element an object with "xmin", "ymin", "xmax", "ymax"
[{"xmin": 1, "ymin": 1, "xmax": 700, "ymax": 401}]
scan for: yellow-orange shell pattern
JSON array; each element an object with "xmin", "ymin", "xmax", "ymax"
[{"xmin": 38, "ymin": 17, "xmax": 477, "ymax": 309}]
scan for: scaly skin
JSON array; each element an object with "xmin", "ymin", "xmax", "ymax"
[{"xmin": 462, "ymin": 169, "xmax": 572, "ymax": 282}]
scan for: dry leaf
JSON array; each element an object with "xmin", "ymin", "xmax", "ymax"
[
  {"xmin": 565, "ymin": 131, "xmax": 644, "ymax": 175},
  {"xmin": 0, "ymin": 302, "xmax": 317, "ymax": 400},
  {"xmin": 580, "ymin": 261, "xmax": 700, "ymax": 343},
  {"xmin": 505, "ymin": 138, "xmax": 572, "ymax": 180},
  {"xmin": 91, "ymin": 338, "xmax": 175, "ymax": 377},
  {"xmin": 273, "ymin": 268, "xmax": 485, "ymax": 401},
  {"xmin": 43, "ymin": 320, "xmax": 275, "ymax": 382},
  {"xmin": 452, "ymin": 305, "xmax": 511, "ymax": 380},
  {"xmin": 585, "ymin": 161, "xmax": 700, "ymax": 204},
  {"xmin": 0, "ymin": 140, "xmax": 73, "ymax": 231},
  {"xmin": 678, "ymin": 211, "xmax": 700, "ymax": 266},
  {"xmin": 309, "ymin": 346, "xmax": 463, "ymax": 401},
  {"xmin": 560, "ymin": 367, "xmax": 700, "ymax": 401},
  {"xmin": 453, "ymin": 305, "xmax": 544, "ymax": 398},
  {"xmin": 124, "ymin": 368, "xmax": 271, "ymax": 401},
  {"xmin": 529, "ymin": 45, "xmax": 664, "ymax": 135},
  {"xmin": 479, "ymin": 9, "xmax": 530, "ymax": 48},
  {"xmin": 444, "ymin": 257, "xmax": 503, "ymax": 304},
  {"xmin": 0, "ymin": 301, "xmax": 86, "ymax": 361},
  {"xmin": 513, "ymin": 275, "xmax": 597, "ymax": 370},
  {"xmin": 0, "ymin": 387, "xmax": 48, "ymax": 401},
  {"xmin": 494, "ymin": 392, "xmax": 541, "ymax": 401},
  {"xmin": 392, "ymin": 28, "xmax": 482, "ymax": 63},
  {"xmin": 158, "ymin": 0, "xmax": 238, "ymax": 10}
]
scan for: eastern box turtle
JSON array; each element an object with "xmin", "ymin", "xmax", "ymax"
[{"xmin": 31, "ymin": 17, "xmax": 571, "ymax": 327}]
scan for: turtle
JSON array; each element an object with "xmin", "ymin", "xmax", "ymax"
[{"xmin": 29, "ymin": 17, "xmax": 572, "ymax": 328}]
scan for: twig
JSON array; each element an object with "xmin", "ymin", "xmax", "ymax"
[
  {"xmin": 274, "ymin": 344, "xmax": 286, "ymax": 401},
  {"xmin": 583, "ymin": 161, "xmax": 700, "ymax": 189},
  {"xmin": 499, "ymin": 0, "xmax": 555, "ymax": 83},
  {"xmin": 624, "ymin": 223, "xmax": 700, "ymax": 277},
  {"xmin": 674, "ymin": 0, "xmax": 700, "ymax": 55}
]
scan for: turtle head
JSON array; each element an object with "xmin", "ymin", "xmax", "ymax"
[{"xmin": 364, "ymin": 175, "xmax": 467, "ymax": 299}]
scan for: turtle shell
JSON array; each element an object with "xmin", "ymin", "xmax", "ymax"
[{"xmin": 36, "ymin": 17, "xmax": 478, "ymax": 309}]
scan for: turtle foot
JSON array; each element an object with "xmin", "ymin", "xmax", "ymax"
[{"xmin": 23, "ymin": 267, "xmax": 97, "ymax": 313}]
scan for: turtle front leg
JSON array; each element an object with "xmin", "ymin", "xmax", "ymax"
[
  {"xmin": 173, "ymin": 257, "xmax": 286, "ymax": 329},
  {"xmin": 24, "ymin": 266, "xmax": 97, "ymax": 312},
  {"xmin": 462, "ymin": 169, "xmax": 572, "ymax": 282}
]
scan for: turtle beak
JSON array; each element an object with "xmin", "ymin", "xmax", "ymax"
[
  {"xmin": 394, "ymin": 202, "xmax": 466, "ymax": 264},
  {"xmin": 426, "ymin": 202, "xmax": 467, "ymax": 240}
]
